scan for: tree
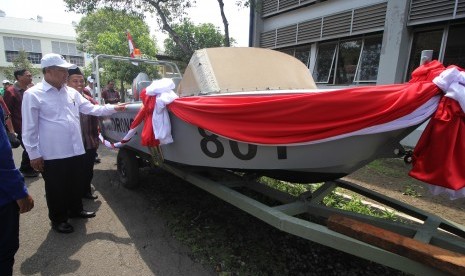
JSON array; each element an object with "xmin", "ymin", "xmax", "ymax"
[
  {"xmin": 65, "ymin": 0, "xmax": 197, "ymax": 58},
  {"xmin": 235, "ymin": 0, "xmax": 258, "ymax": 9},
  {"xmin": 163, "ymin": 19, "xmax": 228, "ymax": 65},
  {"xmin": 2, "ymin": 51, "xmax": 40, "ymax": 81},
  {"xmin": 65, "ymin": 0, "xmax": 253, "ymax": 59},
  {"xmin": 75, "ymin": 7, "xmax": 157, "ymax": 57},
  {"xmin": 75, "ymin": 7, "xmax": 159, "ymax": 100},
  {"xmin": 215, "ymin": 0, "xmax": 261, "ymax": 47}
]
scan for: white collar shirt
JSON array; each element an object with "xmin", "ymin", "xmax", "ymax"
[{"xmin": 21, "ymin": 79, "xmax": 116, "ymax": 160}]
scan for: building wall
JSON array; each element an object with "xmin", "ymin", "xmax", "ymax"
[
  {"xmin": 253, "ymin": 0, "xmax": 465, "ymax": 83},
  {"xmin": 253, "ymin": 0, "xmax": 390, "ymax": 86},
  {"xmin": 376, "ymin": 0, "xmax": 410, "ymax": 84},
  {"xmin": 251, "ymin": 0, "xmax": 465, "ymax": 147},
  {"xmin": 0, "ymin": 15, "xmax": 86, "ymax": 84},
  {"xmin": 257, "ymin": 0, "xmax": 376, "ymax": 33}
]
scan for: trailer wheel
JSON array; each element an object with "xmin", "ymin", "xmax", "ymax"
[{"xmin": 117, "ymin": 148, "xmax": 140, "ymax": 189}]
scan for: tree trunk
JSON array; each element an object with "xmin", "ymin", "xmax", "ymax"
[
  {"xmin": 216, "ymin": 0, "xmax": 230, "ymax": 47},
  {"xmin": 147, "ymin": 0, "xmax": 194, "ymax": 57},
  {"xmin": 120, "ymin": 79, "xmax": 125, "ymax": 102}
]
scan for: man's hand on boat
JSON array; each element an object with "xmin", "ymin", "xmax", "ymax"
[{"xmin": 113, "ymin": 103, "xmax": 129, "ymax": 111}]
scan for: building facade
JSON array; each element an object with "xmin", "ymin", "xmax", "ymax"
[
  {"xmin": 0, "ymin": 13, "xmax": 87, "ymax": 83},
  {"xmin": 250, "ymin": 0, "xmax": 465, "ymax": 146},
  {"xmin": 251, "ymin": 0, "xmax": 465, "ymax": 86}
]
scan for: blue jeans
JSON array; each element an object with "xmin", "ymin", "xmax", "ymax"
[{"xmin": 0, "ymin": 201, "xmax": 19, "ymax": 276}]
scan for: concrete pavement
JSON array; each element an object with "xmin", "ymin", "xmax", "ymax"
[{"xmin": 12, "ymin": 147, "xmax": 214, "ymax": 276}]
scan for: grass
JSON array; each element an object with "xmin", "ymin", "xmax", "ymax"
[
  {"xmin": 257, "ymin": 177, "xmax": 311, "ymax": 196},
  {"xmin": 259, "ymin": 176, "xmax": 400, "ymax": 221},
  {"xmin": 365, "ymin": 159, "xmax": 408, "ymax": 178},
  {"xmin": 354, "ymin": 158, "xmax": 424, "ymax": 198},
  {"xmin": 322, "ymin": 192, "xmax": 399, "ymax": 220},
  {"xmin": 402, "ymin": 183, "xmax": 423, "ymax": 198}
]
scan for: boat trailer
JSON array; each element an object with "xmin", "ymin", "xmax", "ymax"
[
  {"xmin": 97, "ymin": 50, "xmax": 465, "ymax": 275},
  {"xmin": 113, "ymin": 147, "xmax": 465, "ymax": 276}
]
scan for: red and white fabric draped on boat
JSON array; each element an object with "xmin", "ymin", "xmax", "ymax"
[
  {"xmin": 101, "ymin": 61, "xmax": 465, "ymax": 198},
  {"xmin": 409, "ymin": 64, "xmax": 465, "ymax": 199}
]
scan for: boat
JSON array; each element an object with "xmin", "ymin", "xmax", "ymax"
[
  {"xmin": 96, "ymin": 49, "xmax": 465, "ymax": 275},
  {"xmin": 99, "ymin": 47, "xmax": 439, "ymax": 183}
]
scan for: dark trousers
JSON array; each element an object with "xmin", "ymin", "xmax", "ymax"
[
  {"xmin": 82, "ymin": 148, "xmax": 97, "ymax": 196},
  {"xmin": 17, "ymin": 134, "xmax": 33, "ymax": 172},
  {"xmin": 0, "ymin": 201, "xmax": 19, "ymax": 276},
  {"xmin": 42, "ymin": 155, "xmax": 85, "ymax": 223}
]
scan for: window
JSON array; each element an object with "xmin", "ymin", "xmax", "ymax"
[
  {"xmin": 3, "ymin": 36, "xmax": 41, "ymax": 52},
  {"xmin": 406, "ymin": 29, "xmax": 442, "ymax": 80},
  {"xmin": 52, "ymin": 41, "xmax": 81, "ymax": 56},
  {"xmin": 67, "ymin": 55, "xmax": 85, "ymax": 67},
  {"xmin": 313, "ymin": 36, "xmax": 382, "ymax": 84},
  {"xmin": 279, "ymin": 49, "xmax": 294, "ymax": 56},
  {"xmin": 354, "ymin": 36, "xmax": 382, "ymax": 82},
  {"xmin": 5, "ymin": 51, "xmax": 21, "ymax": 62},
  {"xmin": 335, "ymin": 40, "xmax": 362, "ymax": 84},
  {"xmin": 3, "ymin": 36, "xmax": 42, "ymax": 64},
  {"xmin": 27, "ymin": 52, "xmax": 42, "ymax": 64},
  {"xmin": 277, "ymin": 46, "xmax": 311, "ymax": 67},
  {"xmin": 313, "ymin": 42, "xmax": 337, "ymax": 83},
  {"xmin": 406, "ymin": 22, "xmax": 465, "ymax": 81},
  {"xmin": 443, "ymin": 24, "xmax": 465, "ymax": 69},
  {"xmin": 52, "ymin": 41, "xmax": 84, "ymax": 66},
  {"xmin": 5, "ymin": 51, "xmax": 42, "ymax": 64},
  {"xmin": 294, "ymin": 47, "xmax": 311, "ymax": 67}
]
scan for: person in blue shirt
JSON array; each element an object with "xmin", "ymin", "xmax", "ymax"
[{"xmin": 0, "ymin": 105, "xmax": 34, "ymax": 276}]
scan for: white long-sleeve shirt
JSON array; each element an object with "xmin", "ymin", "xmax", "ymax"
[{"xmin": 22, "ymin": 80, "xmax": 116, "ymax": 160}]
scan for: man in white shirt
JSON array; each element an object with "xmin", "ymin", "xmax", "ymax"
[{"xmin": 21, "ymin": 53, "xmax": 126, "ymax": 234}]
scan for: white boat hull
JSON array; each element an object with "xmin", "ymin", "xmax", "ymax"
[
  {"xmin": 100, "ymin": 104, "xmax": 417, "ymax": 182},
  {"xmin": 99, "ymin": 47, "xmax": 423, "ymax": 183}
]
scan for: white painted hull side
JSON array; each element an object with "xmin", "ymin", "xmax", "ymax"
[{"xmin": 100, "ymin": 103, "xmax": 418, "ymax": 182}]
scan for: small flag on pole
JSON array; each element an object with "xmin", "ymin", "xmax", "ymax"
[{"xmin": 127, "ymin": 30, "xmax": 136, "ymax": 58}]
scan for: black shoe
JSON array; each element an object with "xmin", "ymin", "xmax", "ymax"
[
  {"xmin": 52, "ymin": 222, "xmax": 74, "ymax": 233},
  {"xmin": 94, "ymin": 158, "xmax": 101, "ymax": 164},
  {"xmin": 83, "ymin": 192, "xmax": 98, "ymax": 200},
  {"xmin": 21, "ymin": 170, "xmax": 39, "ymax": 178},
  {"xmin": 70, "ymin": 210, "xmax": 96, "ymax": 219}
]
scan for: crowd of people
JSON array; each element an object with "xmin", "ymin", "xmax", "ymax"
[{"xmin": 0, "ymin": 53, "xmax": 126, "ymax": 275}]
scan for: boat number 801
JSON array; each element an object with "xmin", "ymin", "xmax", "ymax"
[{"xmin": 198, "ymin": 128, "xmax": 287, "ymax": 160}]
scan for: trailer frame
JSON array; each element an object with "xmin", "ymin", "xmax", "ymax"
[{"xmin": 111, "ymin": 146, "xmax": 465, "ymax": 276}]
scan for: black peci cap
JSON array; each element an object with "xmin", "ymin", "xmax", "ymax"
[{"xmin": 68, "ymin": 67, "xmax": 83, "ymax": 76}]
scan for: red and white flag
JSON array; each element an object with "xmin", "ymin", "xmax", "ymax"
[{"xmin": 127, "ymin": 31, "xmax": 136, "ymax": 58}]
